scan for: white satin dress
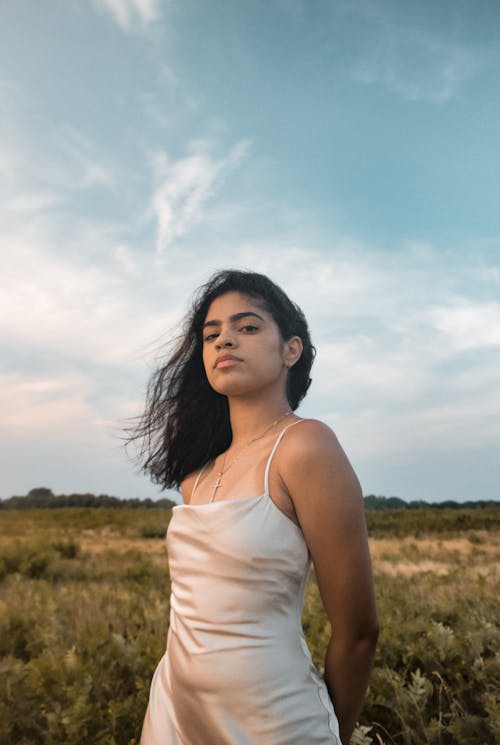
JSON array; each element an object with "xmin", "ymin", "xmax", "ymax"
[{"xmin": 140, "ymin": 421, "xmax": 341, "ymax": 745}]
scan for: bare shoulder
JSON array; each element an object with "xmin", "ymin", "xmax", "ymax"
[
  {"xmin": 286, "ymin": 417, "xmax": 338, "ymax": 442},
  {"xmin": 280, "ymin": 418, "xmax": 362, "ymax": 504},
  {"xmin": 282, "ymin": 418, "xmax": 350, "ymax": 465}
]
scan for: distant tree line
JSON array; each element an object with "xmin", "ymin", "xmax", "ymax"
[
  {"xmin": 363, "ymin": 494, "xmax": 498, "ymax": 510},
  {"xmin": 0, "ymin": 487, "xmax": 176, "ymax": 510},
  {"xmin": 0, "ymin": 487, "xmax": 497, "ymax": 510}
]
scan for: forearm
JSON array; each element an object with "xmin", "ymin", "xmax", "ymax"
[{"xmin": 323, "ymin": 631, "xmax": 378, "ymax": 745}]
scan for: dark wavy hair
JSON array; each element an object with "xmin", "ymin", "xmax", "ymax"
[{"xmin": 129, "ymin": 269, "xmax": 316, "ymax": 489}]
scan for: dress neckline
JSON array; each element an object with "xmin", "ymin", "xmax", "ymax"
[
  {"xmin": 173, "ymin": 492, "xmax": 266, "ymax": 510},
  {"xmin": 173, "ymin": 491, "xmax": 306, "ymax": 538},
  {"xmin": 188, "ymin": 418, "xmax": 306, "ymax": 506}
]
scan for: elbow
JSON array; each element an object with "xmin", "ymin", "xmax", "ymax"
[
  {"xmin": 338, "ymin": 617, "xmax": 380, "ymax": 652},
  {"xmin": 362, "ymin": 612, "xmax": 380, "ymax": 648},
  {"xmin": 365, "ymin": 620, "xmax": 380, "ymax": 650},
  {"xmin": 352, "ymin": 622, "xmax": 379, "ymax": 662},
  {"xmin": 327, "ymin": 623, "xmax": 379, "ymax": 671}
]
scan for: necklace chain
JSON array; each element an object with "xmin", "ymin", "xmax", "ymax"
[{"xmin": 209, "ymin": 411, "xmax": 292, "ymax": 502}]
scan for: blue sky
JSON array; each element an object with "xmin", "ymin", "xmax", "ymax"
[{"xmin": 1, "ymin": 0, "xmax": 499, "ymax": 502}]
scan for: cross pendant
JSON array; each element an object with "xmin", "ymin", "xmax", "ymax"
[{"xmin": 210, "ymin": 472, "xmax": 223, "ymax": 502}]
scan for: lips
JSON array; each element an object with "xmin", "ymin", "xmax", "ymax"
[{"xmin": 214, "ymin": 354, "xmax": 242, "ymax": 369}]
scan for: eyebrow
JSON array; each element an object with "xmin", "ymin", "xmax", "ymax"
[{"xmin": 203, "ymin": 311, "xmax": 266, "ymax": 329}]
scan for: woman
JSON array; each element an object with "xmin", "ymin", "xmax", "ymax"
[{"xmin": 135, "ymin": 270, "xmax": 379, "ymax": 745}]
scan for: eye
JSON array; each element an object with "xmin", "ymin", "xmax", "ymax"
[
  {"xmin": 203, "ymin": 331, "xmax": 219, "ymax": 342},
  {"xmin": 239, "ymin": 324, "xmax": 258, "ymax": 333}
]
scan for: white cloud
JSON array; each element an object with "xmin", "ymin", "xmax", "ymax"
[
  {"xmin": 113, "ymin": 243, "xmax": 141, "ymax": 278},
  {"xmin": 1, "ymin": 82, "xmax": 498, "ymax": 500},
  {"xmin": 2, "ymin": 219, "xmax": 499, "ymax": 500},
  {"xmin": 430, "ymin": 299, "xmax": 500, "ymax": 351},
  {"xmin": 149, "ymin": 139, "xmax": 251, "ymax": 253},
  {"xmin": 350, "ymin": 13, "xmax": 479, "ymax": 103},
  {"xmin": 0, "ymin": 234, "xmax": 179, "ymax": 368},
  {"xmin": 0, "ymin": 372, "xmax": 100, "ymax": 438},
  {"xmin": 0, "ymin": 135, "xmax": 23, "ymax": 182},
  {"xmin": 0, "ymin": 124, "xmax": 116, "ymax": 228},
  {"xmin": 93, "ymin": 0, "xmax": 163, "ymax": 32},
  {"xmin": 227, "ymin": 242, "xmax": 500, "ymax": 463},
  {"xmin": 53, "ymin": 126, "xmax": 116, "ymax": 192},
  {"xmin": 0, "ymin": 369, "xmax": 161, "ymax": 499},
  {"xmin": 4, "ymin": 191, "xmax": 62, "ymax": 213}
]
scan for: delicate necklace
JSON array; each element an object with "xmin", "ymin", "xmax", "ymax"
[{"xmin": 209, "ymin": 410, "xmax": 292, "ymax": 502}]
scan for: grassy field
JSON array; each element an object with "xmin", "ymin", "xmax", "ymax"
[{"xmin": 0, "ymin": 507, "xmax": 498, "ymax": 745}]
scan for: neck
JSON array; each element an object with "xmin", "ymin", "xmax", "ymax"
[{"xmin": 227, "ymin": 395, "xmax": 292, "ymax": 446}]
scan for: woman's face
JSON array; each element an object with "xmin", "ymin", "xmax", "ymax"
[{"xmin": 202, "ymin": 291, "xmax": 297, "ymax": 400}]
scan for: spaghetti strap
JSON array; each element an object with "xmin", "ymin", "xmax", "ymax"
[
  {"xmin": 190, "ymin": 463, "xmax": 209, "ymax": 501},
  {"xmin": 264, "ymin": 419, "xmax": 306, "ymax": 496},
  {"xmin": 142, "ymin": 410, "xmax": 342, "ymax": 745}
]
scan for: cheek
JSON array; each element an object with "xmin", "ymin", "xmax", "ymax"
[
  {"xmin": 255, "ymin": 346, "xmax": 285, "ymax": 379},
  {"xmin": 265, "ymin": 338, "xmax": 285, "ymax": 367}
]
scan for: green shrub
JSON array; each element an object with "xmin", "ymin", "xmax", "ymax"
[
  {"xmin": 52, "ymin": 539, "xmax": 80, "ymax": 559},
  {"xmin": 0, "ymin": 507, "xmax": 497, "ymax": 744},
  {"xmin": 140, "ymin": 525, "xmax": 168, "ymax": 539}
]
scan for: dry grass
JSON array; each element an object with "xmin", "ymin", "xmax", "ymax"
[
  {"xmin": 1, "ymin": 507, "xmax": 498, "ymax": 744},
  {"xmin": 78, "ymin": 528, "xmax": 168, "ymax": 556},
  {"xmin": 3, "ymin": 510, "xmax": 499, "ymax": 579},
  {"xmin": 369, "ymin": 532, "xmax": 500, "ymax": 579}
]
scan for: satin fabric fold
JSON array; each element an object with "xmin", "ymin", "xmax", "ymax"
[{"xmin": 140, "ymin": 493, "xmax": 341, "ymax": 745}]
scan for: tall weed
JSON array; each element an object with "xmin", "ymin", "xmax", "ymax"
[{"xmin": 0, "ymin": 507, "xmax": 498, "ymax": 744}]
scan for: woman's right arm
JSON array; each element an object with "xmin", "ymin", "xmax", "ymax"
[{"xmin": 281, "ymin": 420, "xmax": 379, "ymax": 745}]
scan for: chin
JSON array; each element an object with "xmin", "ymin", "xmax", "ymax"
[
  {"xmin": 207, "ymin": 374, "xmax": 251, "ymax": 396},
  {"xmin": 207, "ymin": 370, "xmax": 282, "ymax": 398},
  {"xmin": 210, "ymin": 382, "xmax": 249, "ymax": 397}
]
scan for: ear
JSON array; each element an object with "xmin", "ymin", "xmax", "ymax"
[{"xmin": 283, "ymin": 336, "xmax": 303, "ymax": 369}]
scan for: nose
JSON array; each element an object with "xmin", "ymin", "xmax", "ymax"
[{"xmin": 215, "ymin": 326, "xmax": 236, "ymax": 349}]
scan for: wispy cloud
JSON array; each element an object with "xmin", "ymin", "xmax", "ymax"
[
  {"xmin": 0, "ymin": 233, "xmax": 173, "ymax": 368},
  {"xmin": 3, "ymin": 0, "xmax": 499, "ymax": 502},
  {"xmin": 353, "ymin": 40, "xmax": 477, "ymax": 103},
  {"xmin": 93, "ymin": 0, "xmax": 163, "ymax": 32},
  {"xmin": 1, "ymin": 372, "xmax": 100, "ymax": 437},
  {"xmin": 349, "ymin": 5, "xmax": 479, "ymax": 103},
  {"xmin": 430, "ymin": 299, "xmax": 500, "ymax": 351},
  {"xmin": 55, "ymin": 126, "xmax": 116, "ymax": 191},
  {"xmin": 234, "ymin": 240, "xmax": 500, "ymax": 442},
  {"xmin": 0, "ymin": 124, "xmax": 116, "ymax": 233},
  {"xmin": 149, "ymin": 139, "xmax": 252, "ymax": 253},
  {"xmin": 1, "ymin": 100, "xmax": 498, "ymax": 500},
  {"xmin": 1, "ymin": 194, "xmax": 499, "ymax": 498},
  {"xmin": 4, "ymin": 191, "xmax": 62, "ymax": 213}
]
